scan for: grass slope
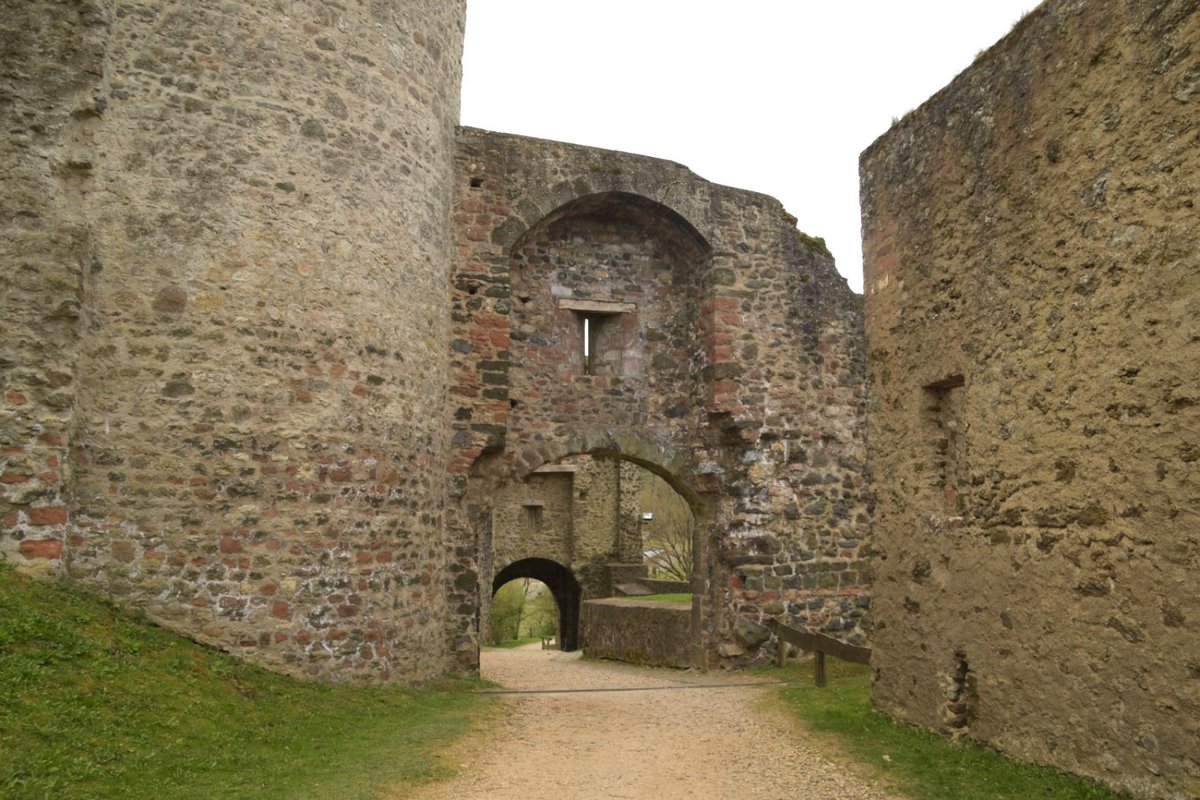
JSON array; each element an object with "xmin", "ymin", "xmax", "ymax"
[
  {"xmin": 768, "ymin": 660, "xmax": 1132, "ymax": 800},
  {"xmin": 0, "ymin": 563, "xmax": 490, "ymax": 800}
]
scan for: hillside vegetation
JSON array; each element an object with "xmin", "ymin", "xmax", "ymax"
[{"xmin": 0, "ymin": 563, "xmax": 489, "ymax": 800}]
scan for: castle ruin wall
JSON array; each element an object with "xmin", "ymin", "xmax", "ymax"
[
  {"xmin": 448, "ymin": 128, "xmax": 869, "ymax": 666},
  {"xmin": 2, "ymin": 0, "xmax": 467, "ymax": 682},
  {"xmin": 861, "ymin": 1, "xmax": 1199, "ymax": 795}
]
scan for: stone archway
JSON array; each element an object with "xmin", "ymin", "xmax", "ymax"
[
  {"xmin": 477, "ymin": 442, "xmax": 714, "ymax": 668},
  {"xmin": 446, "ymin": 133, "xmax": 870, "ymax": 675},
  {"xmin": 493, "ymin": 557, "xmax": 582, "ymax": 651}
]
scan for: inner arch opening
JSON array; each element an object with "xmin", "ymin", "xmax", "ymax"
[{"xmin": 492, "ymin": 558, "xmax": 582, "ymax": 651}]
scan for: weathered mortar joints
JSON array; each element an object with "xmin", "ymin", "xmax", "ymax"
[
  {"xmin": 861, "ymin": 1, "xmax": 1199, "ymax": 797},
  {"xmin": 447, "ymin": 128, "xmax": 868, "ymax": 669},
  {"xmin": 3, "ymin": 0, "xmax": 467, "ymax": 681},
  {"xmin": 2, "ymin": 3, "xmax": 867, "ymax": 681}
]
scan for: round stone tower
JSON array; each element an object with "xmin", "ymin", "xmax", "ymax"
[{"xmin": 2, "ymin": 0, "xmax": 466, "ymax": 682}]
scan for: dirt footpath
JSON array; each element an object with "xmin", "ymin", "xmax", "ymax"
[{"xmin": 403, "ymin": 645, "xmax": 901, "ymax": 800}]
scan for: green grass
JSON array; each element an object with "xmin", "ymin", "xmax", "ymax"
[
  {"xmin": 490, "ymin": 636, "xmax": 543, "ymax": 649},
  {"xmin": 636, "ymin": 593, "xmax": 692, "ymax": 603},
  {"xmin": 0, "ymin": 562, "xmax": 491, "ymax": 800},
  {"xmin": 766, "ymin": 659, "xmax": 1132, "ymax": 800}
]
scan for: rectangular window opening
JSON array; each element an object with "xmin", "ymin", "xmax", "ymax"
[
  {"xmin": 582, "ymin": 315, "xmax": 595, "ymax": 375},
  {"xmin": 523, "ymin": 504, "xmax": 544, "ymax": 532}
]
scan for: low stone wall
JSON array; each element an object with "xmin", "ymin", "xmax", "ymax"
[
  {"xmin": 581, "ymin": 598, "xmax": 692, "ymax": 668},
  {"xmin": 640, "ymin": 579, "xmax": 690, "ymax": 594}
]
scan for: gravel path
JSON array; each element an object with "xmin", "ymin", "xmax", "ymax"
[{"xmin": 402, "ymin": 644, "xmax": 902, "ymax": 800}]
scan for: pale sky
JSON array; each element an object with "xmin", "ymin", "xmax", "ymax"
[{"xmin": 460, "ymin": 1, "xmax": 1036, "ymax": 293}]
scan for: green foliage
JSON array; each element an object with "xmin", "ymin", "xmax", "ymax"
[
  {"xmin": 638, "ymin": 471, "xmax": 694, "ymax": 581},
  {"xmin": 489, "ymin": 579, "xmax": 527, "ymax": 645},
  {"xmin": 521, "ymin": 585, "xmax": 557, "ymax": 639},
  {"xmin": 0, "ymin": 563, "xmax": 490, "ymax": 800},
  {"xmin": 767, "ymin": 660, "xmax": 1133, "ymax": 800},
  {"xmin": 489, "ymin": 579, "xmax": 557, "ymax": 645}
]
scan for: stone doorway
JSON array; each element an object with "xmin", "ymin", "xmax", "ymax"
[{"xmin": 492, "ymin": 558, "xmax": 581, "ymax": 651}]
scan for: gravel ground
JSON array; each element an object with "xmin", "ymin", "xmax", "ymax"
[{"xmin": 401, "ymin": 644, "xmax": 903, "ymax": 800}]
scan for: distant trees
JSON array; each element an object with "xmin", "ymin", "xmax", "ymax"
[
  {"xmin": 489, "ymin": 579, "xmax": 558, "ymax": 645},
  {"xmin": 638, "ymin": 471, "xmax": 694, "ymax": 582}
]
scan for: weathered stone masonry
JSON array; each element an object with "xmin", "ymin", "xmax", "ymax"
[
  {"xmin": 3, "ymin": 0, "xmax": 466, "ymax": 682},
  {"xmin": 3, "ymin": 3, "xmax": 867, "ymax": 682},
  {"xmin": 446, "ymin": 128, "xmax": 868, "ymax": 667},
  {"xmin": 861, "ymin": 1, "xmax": 1198, "ymax": 797}
]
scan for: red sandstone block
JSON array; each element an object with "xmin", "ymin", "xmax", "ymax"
[
  {"xmin": 375, "ymin": 550, "xmax": 392, "ymax": 563},
  {"xmin": 271, "ymin": 601, "xmax": 290, "ymax": 619},
  {"xmin": 274, "ymin": 633, "xmax": 288, "ymax": 643},
  {"xmin": 19, "ymin": 538, "xmax": 62, "ymax": 559},
  {"xmin": 2, "ymin": 512, "xmax": 19, "ymax": 529},
  {"xmin": 5, "ymin": 392, "xmax": 27, "ymax": 405},
  {"xmin": 29, "ymin": 506, "xmax": 67, "ymax": 526},
  {"xmin": 0, "ymin": 472, "xmax": 30, "ymax": 484},
  {"xmin": 329, "ymin": 466, "xmax": 353, "ymax": 482},
  {"xmin": 219, "ymin": 536, "xmax": 242, "ymax": 554},
  {"xmin": 356, "ymin": 550, "xmax": 374, "ymax": 564},
  {"xmin": 351, "ymin": 384, "xmax": 369, "ymax": 398},
  {"xmin": 37, "ymin": 433, "xmax": 64, "ymax": 446},
  {"xmin": 295, "ymin": 631, "xmax": 312, "ymax": 645}
]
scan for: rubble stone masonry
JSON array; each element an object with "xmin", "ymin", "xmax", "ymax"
[
  {"xmin": 448, "ymin": 129, "xmax": 868, "ymax": 666},
  {"xmin": 861, "ymin": 1, "xmax": 1199, "ymax": 796},
  {"xmin": 2, "ymin": 0, "xmax": 466, "ymax": 682},
  {"xmin": 3, "ymin": 3, "xmax": 867, "ymax": 682}
]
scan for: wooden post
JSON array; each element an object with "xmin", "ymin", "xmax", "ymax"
[
  {"xmin": 776, "ymin": 640, "xmax": 786, "ymax": 668},
  {"xmin": 815, "ymin": 650, "xmax": 827, "ymax": 687}
]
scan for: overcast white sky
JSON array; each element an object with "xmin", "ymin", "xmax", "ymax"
[{"xmin": 460, "ymin": 1, "xmax": 1036, "ymax": 293}]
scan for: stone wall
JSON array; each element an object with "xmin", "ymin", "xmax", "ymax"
[
  {"xmin": 581, "ymin": 598, "xmax": 693, "ymax": 668},
  {"xmin": 448, "ymin": 129, "xmax": 869, "ymax": 667},
  {"xmin": 2, "ymin": 0, "xmax": 466, "ymax": 682},
  {"xmin": 0, "ymin": 1, "xmax": 108, "ymax": 575},
  {"xmin": 3, "ymin": 4, "xmax": 868, "ymax": 685},
  {"xmin": 861, "ymin": 1, "xmax": 1199, "ymax": 796}
]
